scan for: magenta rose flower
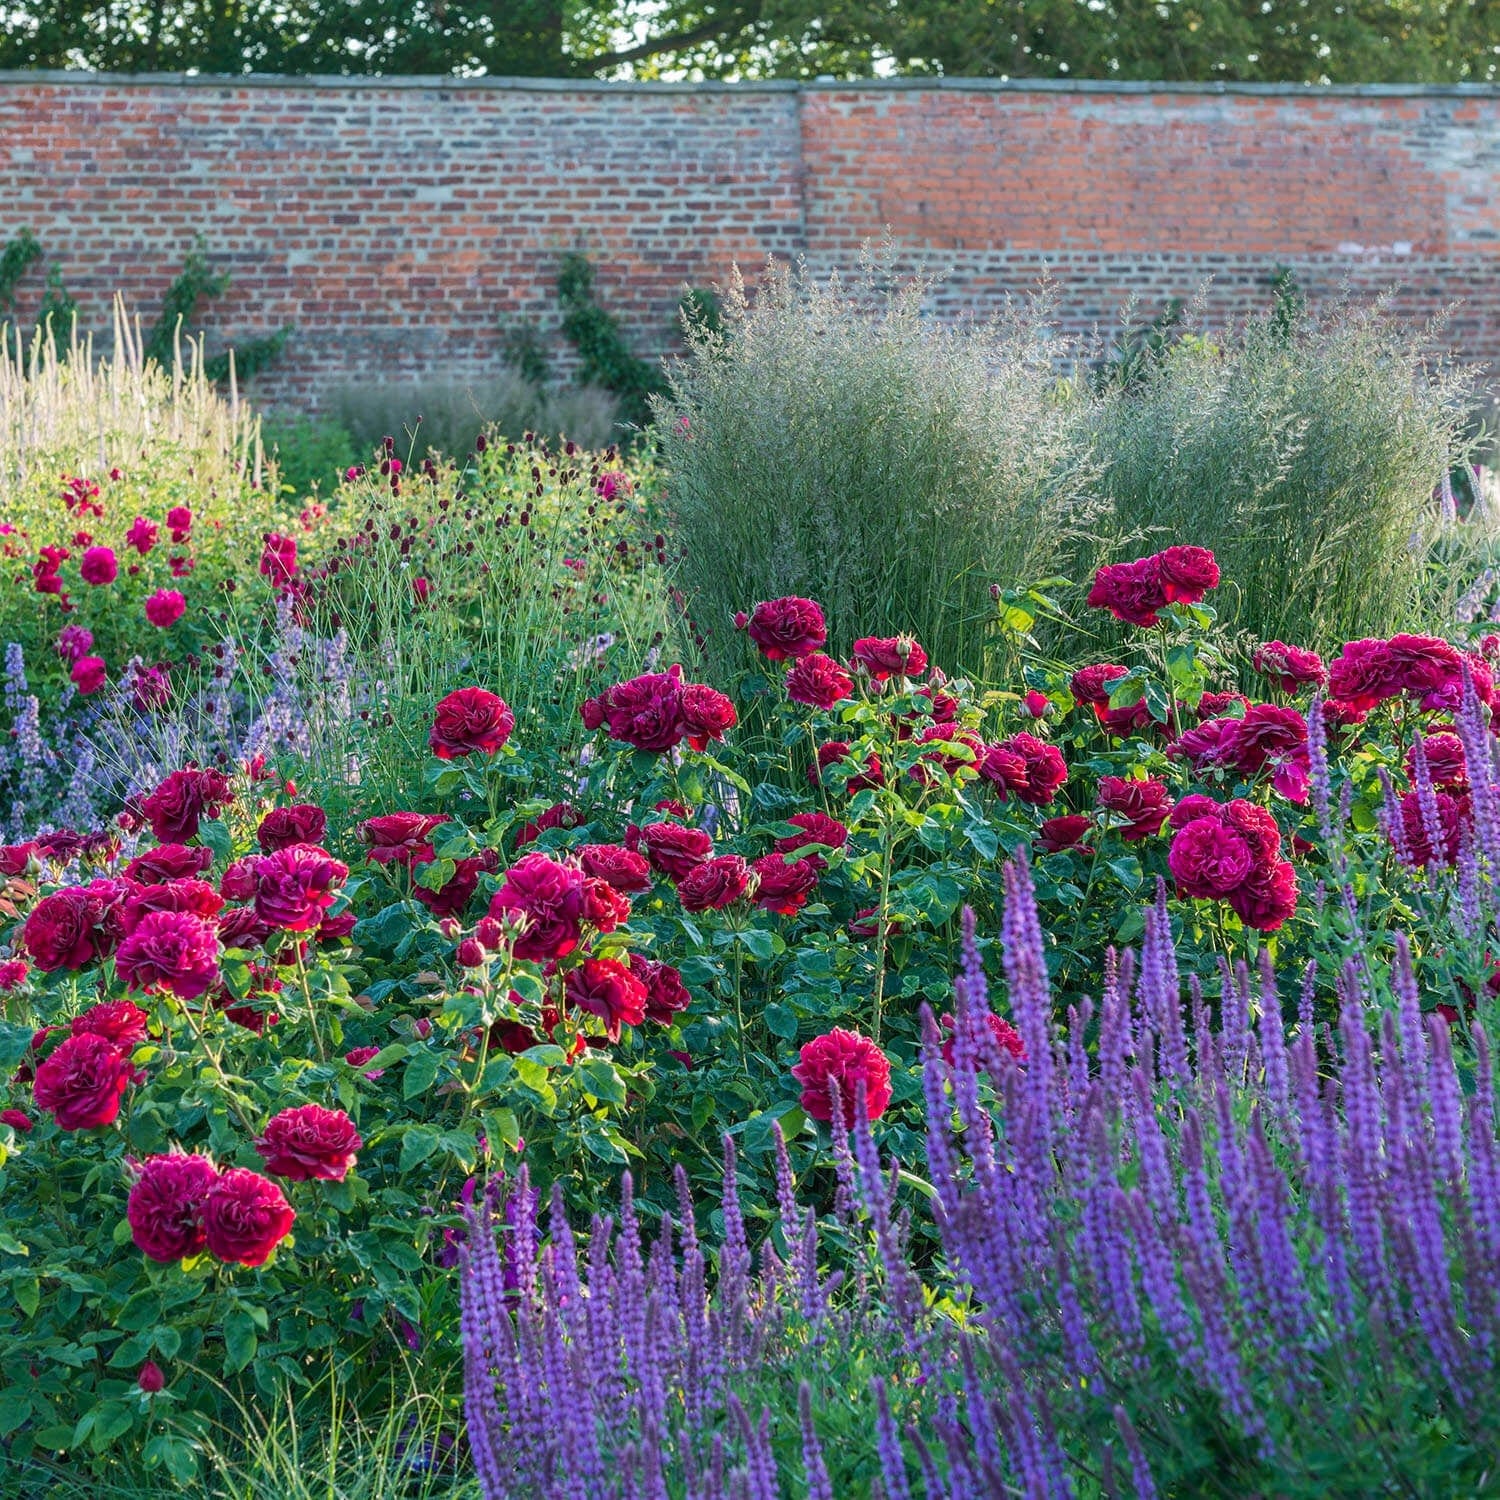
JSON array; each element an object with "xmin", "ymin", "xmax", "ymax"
[
  {"xmin": 412, "ymin": 853, "xmax": 494, "ymax": 919},
  {"xmin": 630, "ymin": 955, "xmax": 692, "ymax": 1024},
  {"xmin": 255, "ymin": 1104, "xmax": 362, "ymax": 1182},
  {"xmin": 487, "ymin": 852, "xmax": 587, "ymax": 961},
  {"xmin": 122, "ymin": 880, "xmax": 224, "ymax": 932},
  {"xmin": 786, "ymin": 652, "xmax": 853, "ymax": 710},
  {"xmin": 939, "ymin": 1011, "xmax": 1027, "ymax": 1070},
  {"xmin": 71, "ymin": 1000, "xmax": 149, "ymax": 1049},
  {"xmin": 1155, "ymin": 545, "xmax": 1219, "ymax": 604},
  {"xmin": 32, "ymin": 1032, "xmax": 133, "ymax": 1130},
  {"xmin": 1326, "ymin": 639, "xmax": 1401, "ymax": 712},
  {"xmin": 253, "ymin": 845, "xmax": 349, "ymax": 932},
  {"xmin": 677, "ymin": 855, "xmax": 752, "ymax": 913},
  {"xmin": 983, "ymin": 732, "xmax": 1066, "ymax": 806},
  {"xmin": 359, "ymin": 812, "xmax": 450, "ymax": 867},
  {"xmin": 125, "ymin": 516, "xmax": 158, "ymax": 555},
  {"xmin": 1398, "ymin": 789, "xmax": 1470, "ymax": 868},
  {"xmin": 791, "ymin": 1028, "xmax": 892, "ymax": 1129},
  {"xmin": 127, "ymin": 1152, "xmax": 220, "ymax": 1261},
  {"xmin": 564, "ymin": 957, "xmax": 647, "ymax": 1043},
  {"xmin": 258, "ymin": 532, "xmax": 298, "ymax": 587},
  {"xmin": 1097, "ymin": 776, "xmax": 1173, "ymax": 840},
  {"xmin": 1167, "ymin": 816, "xmax": 1255, "ymax": 898},
  {"xmin": 582, "ymin": 876, "xmax": 632, "ymax": 933},
  {"xmin": 202, "ymin": 1167, "xmax": 295, "ymax": 1267},
  {"xmin": 71, "ymin": 655, "xmax": 107, "ymax": 694},
  {"xmin": 1037, "ymin": 815, "xmax": 1094, "ymax": 855},
  {"xmin": 749, "ymin": 854, "xmax": 819, "ymax": 916},
  {"xmin": 638, "ymin": 822, "xmax": 714, "ymax": 881},
  {"xmin": 140, "ymin": 767, "xmax": 234, "ymax": 843},
  {"xmin": 601, "ymin": 667, "xmax": 686, "ymax": 753},
  {"xmin": 122, "ymin": 844, "xmax": 212, "ymax": 883},
  {"xmin": 742, "ymin": 597, "xmax": 827, "ymax": 661},
  {"xmin": 257, "ymin": 804, "xmax": 328, "ymax": 853},
  {"xmin": 679, "ymin": 682, "xmax": 737, "ymax": 752},
  {"xmin": 430, "ymin": 687, "xmax": 515, "ymax": 759},
  {"xmin": 1226, "ymin": 858, "xmax": 1299, "ymax": 932},
  {"xmin": 810, "ymin": 741, "xmax": 885, "ymax": 791},
  {"xmin": 852, "ymin": 636, "xmax": 928, "ymax": 681},
  {"xmin": 79, "ymin": 545, "xmax": 118, "ymax": 586},
  {"xmin": 1087, "ymin": 555, "xmax": 1165, "ymax": 627},
  {"xmin": 1407, "ymin": 732, "xmax": 1468, "ymax": 791},
  {"xmin": 1070, "ymin": 664, "xmax": 1152, "ymax": 736},
  {"xmin": 1253, "ymin": 640, "xmax": 1326, "ymax": 693},
  {"xmin": 774, "ymin": 812, "xmax": 849, "ymax": 864},
  {"xmin": 577, "ymin": 843, "xmax": 653, "ymax": 893},
  {"xmin": 144, "ymin": 588, "xmax": 186, "ymax": 628},
  {"xmin": 514, "ymin": 801, "xmax": 582, "ymax": 849},
  {"xmin": 116, "ymin": 910, "xmax": 222, "ymax": 1000}
]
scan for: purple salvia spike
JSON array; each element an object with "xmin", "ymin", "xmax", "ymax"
[
  {"xmin": 871, "ymin": 1378, "xmax": 912, "ymax": 1500},
  {"xmin": 1306, "ymin": 695, "xmax": 1333, "ymax": 841},
  {"xmin": 1066, "ymin": 998, "xmax": 1093, "ymax": 1122},
  {"xmin": 1098, "ymin": 958, "xmax": 1131, "ymax": 1115},
  {"xmin": 1298, "ymin": 959, "xmax": 1317, "ymax": 1037},
  {"xmin": 548, "ymin": 1182, "xmax": 581, "ymax": 1312},
  {"xmin": 1376, "ymin": 765, "xmax": 1412, "ymax": 868},
  {"xmin": 1468, "ymin": 1024, "xmax": 1500, "ymax": 1270},
  {"xmin": 1392, "ymin": 933, "xmax": 1432, "ymax": 1116},
  {"xmin": 772, "ymin": 1123, "xmax": 800, "ymax": 1265},
  {"xmin": 919, "ymin": 1005, "xmax": 962, "ymax": 1224},
  {"xmin": 908, "ymin": 1428, "xmax": 946, "ymax": 1499},
  {"xmin": 826, "ymin": 1080, "xmax": 860, "ymax": 1220},
  {"xmin": 1187, "ymin": 970, "xmax": 1213, "ymax": 1081},
  {"xmin": 1256, "ymin": 948, "xmax": 1290, "ymax": 1127},
  {"xmin": 1052, "ymin": 1237, "xmax": 1098, "ymax": 1379},
  {"xmin": 1111, "ymin": 1406, "xmax": 1160, "ymax": 1500},
  {"xmin": 1120, "ymin": 1186, "xmax": 1198, "ymax": 1368},
  {"xmin": 1338, "ymin": 994, "xmax": 1393, "ymax": 1315},
  {"xmin": 1002, "ymin": 853, "xmax": 1056, "ymax": 1143},
  {"xmin": 1129, "ymin": 1068, "xmax": 1175, "ymax": 1216},
  {"xmin": 1245, "ymin": 1110, "xmax": 1312, "ymax": 1368},
  {"xmin": 1221, "ymin": 958, "xmax": 1252, "ymax": 1085},
  {"xmin": 1178, "ymin": 1110, "xmax": 1232, "ymax": 1299},
  {"xmin": 719, "ymin": 1136, "xmax": 751, "ymax": 1343},
  {"xmin": 1456, "ymin": 832, "xmax": 1483, "ymax": 936},
  {"xmin": 1174, "ymin": 1232, "xmax": 1262, "ymax": 1438},
  {"xmin": 797, "ymin": 1383, "xmax": 834, "ymax": 1500},
  {"xmin": 950, "ymin": 912, "xmax": 1000, "ymax": 1179},
  {"xmin": 853, "ymin": 1090, "xmax": 923, "ymax": 1340},
  {"xmin": 1457, "ymin": 660, "xmax": 1500, "ymax": 874}
]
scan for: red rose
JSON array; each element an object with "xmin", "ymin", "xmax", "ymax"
[
  {"xmin": 1327, "ymin": 639, "xmax": 1401, "ymax": 712},
  {"xmin": 602, "ymin": 667, "xmax": 686, "ymax": 753},
  {"xmin": 71, "ymin": 1000, "xmax": 149, "ymax": 1049},
  {"xmin": 79, "ymin": 545, "xmax": 118, "ymax": 586},
  {"xmin": 317, "ymin": 909, "xmax": 357, "ymax": 944},
  {"xmin": 987, "ymin": 733, "xmax": 1066, "ymax": 807},
  {"xmin": 488, "ymin": 852, "xmax": 587, "ymax": 961},
  {"xmin": 412, "ymin": 853, "xmax": 494, "ymax": 919},
  {"xmin": 255, "ymin": 1104, "xmax": 362, "ymax": 1182},
  {"xmin": 1097, "ymin": 776, "xmax": 1172, "ymax": 840},
  {"xmin": 639, "ymin": 822, "xmax": 714, "ymax": 881},
  {"xmin": 360, "ymin": 812, "xmax": 450, "ymax": 867},
  {"xmin": 1407, "ymin": 732, "xmax": 1468, "ymax": 791},
  {"xmin": 1021, "ymin": 689, "xmax": 1050, "ymax": 719},
  {"xmin": 144, "ymin": 588, "xmax": 186, "ymax": 628},
  {"xmin": 914, "ymin": 724, "xmax": 984, "ymax": 777},
  {"xmin": 678, "ymin": 855, "xmax": 752, "ymax": 913},
  {"xmin": 630, "ymin": 956, "xmax": 692, "ymax": 1024},
  {"xmin": 22, "ymin": 881, "xmax": 131, "ymax": 970},
  {"xmin": 791, "ymin": 1029, "xmax": 892, "ymax": 1129},
  {"xmin": 1224, "ymin": 704, "xmax": 1307, "ymax": 775},
  {"xmin": 852, "ymin": 636, "xmax": 928, "ymax": 681},
  {"xmin": 1070, "ymin": 665, "xmax": 1152, "ymax": 736},
  {"xmin": 1155, "ymin": 545, "xmax": 1219, "ymax": 604},
  {"xmin": 580, "ymin": 695, "xmax": 607, "ymax": 731},
  {"xmin": 1226, "ymin": 859, "xmax": 1299, "ymax": 932},
  {"xmin": 1398, "ymin": 789, "xmax": 1470, "ymax": 868},
  {"xmin": 1168, "ymin": 816, "xmax": 1255, "ymax": 899},
  {"xmin": 253, "ymin": 845, "xmax": 348, "ymax": 932},
  {"xmin": 680, "ymin": 682, "xmax": 737, "ymax": 751},
  {"xmin": 564, "ymin": 957, "xmax": 647, "ymax": 1042},
  {"xmin": 514, "ymin": 802, "xmax": 582, "ymax": 849},
  {"xmin": 123, "ymin": 843, "xmax": 213, "ymax": 884},
  {"xmin": 750, "ymin": 854, "xmax": 819, "ymax": 916},
  {"xmin": 0, "ymin": 960, "xmax": 28, "ymax": 991},
  {"xmin": 786, "ymin": 653, "xmax": 853, "ymax": 710},
  {"xmin": 71, "ymin": 655, "xmax": 107, "ymax": 694},
  {"xmin": 979, "ymin": 745, "xmax": 1029, "ymax": 800},
  {"xmin": 126, "ymin": 516, "xmax": 158, "ymax": 555},
  {"xmin": 127, "ymin": 1152, "xmax": 220, "ymax": 1261},
  {"xmin": 1168, "ymin": 717, "xmax": 1241, "ymax": 773},
  {"xmin": 32, "ymin": 1032, "xmax": 133, "ymax": 1130},
  {"xmin": 743, "ymin": 597, "xmax": 827, "ymax": 661},
  {"xmin": 218, "ymin": 905, "xmax": 274, "ymax": 950},
  {"xmin": 939, "ymin": 1011, "xmax": 1026, "ymax": 1070},
  {"xmin": 0, "ymin": 1108, "xmax": 31, "ymax": 1131},
  {"xmin": 202, "ymin": 1168, "xmax": 295, "ymax": 1268},
  {"xmin": 345, "ymin": 1045, "xmax": 384, "ymax": 1079},
  {"xmin": 1037, "ymin": 815, "xmax": 1094, "ymax": 854},
  {"xmin": 258, "ymin": 533, "xmax": 298, "ymax": 587},
  {"xmin": 1087, "ymin": 555, "xmax": 1165, "ymax": 628},
  {"xmin": 218, "ymin": 860, "xmax": 258, "ymax": 902},
  {"xmin": 774, "ymin": 813, "xmax": 849, "ymax": 865},
  {"xmin": 582, "ymin": 876, "xmax": 632, "ymax": 933},
  {"xmin": 1197, "ymin": 691, "xmax": 1250, "ymax": 721},
  {"xmin": 257, "ymin": 804, "xmax": 328, "ymax": 853},
  {"xmin": 140, "ymin": 767, "xmax": 233, "ymax": 843},
  {"xmin": 0, "ymin": 842, "xmax": 35, "ymax": 876},
  {"xmin": 1223, "ymin": 798, "xmax": 1282, "ymax": 864},
  {"xmin": 166, "ymin": 505, "xmax": 192, "ymax": 542},
  {"xmin": 116, "ymin": 910, "xmax": 221, "ymax": 1000},
  {"xmin": 429, "ymin": 687, "xmax": 515, "ymax": 759},
  {"xmin": 138, "ymin": 1362, "xmax": 165, "ymax": 1393},
  {"xmin": 809, "ymin": 741, "xmax": 885, "ymax": 791},
  {"xmin": 123, "ymin": 879, "xmax": 224, "ymax": 932},
  {"xmin": 1253, "ymin": 641, "xmax": 1326, "ymax": 693},
  {"xmin": 577, "ymin": 843, "xmax": 653, "ymax": 893}
]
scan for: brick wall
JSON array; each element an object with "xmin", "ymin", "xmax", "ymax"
[{"xmin": 3, "ymin": 73, "xmax": 1499, "ymax": 409}]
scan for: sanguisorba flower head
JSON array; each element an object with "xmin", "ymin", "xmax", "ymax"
[
  {"xmin": 127, "ymin": 1151, "xmax": 220, "ymax": 1261},
  {"xmin": 115, "ymin": 910, "xmax": 222, "ymax": 1000},
  {"xmin": 488, "ymin": 852, "xmax": 587, "ymax": 962},
  {"xmin": 791, "ymin": 1028, "xmax": 892, "ymax": 1129},
  {"xmin": 32, "ymin": 1032, "xmax": 133, "ymax": 1130},
  {"xmin": 429, "ymin": 687, "xmax": 515, "ymax": 759},
  {"xmin": 253, "ymin": 844, "xmax": 349, "ymax": 932},
  {"xmin": 740, "ymin": 596, "xmax": 827, "ymax": 661},
  {"xmin": 202, "ymin": 1168, "xmax": 295, "ymax": 1268},
  {"xmin": 255, "ymin": 1104, "xmax": 362, "ymax": 1182}
]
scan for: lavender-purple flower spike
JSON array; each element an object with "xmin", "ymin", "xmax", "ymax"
[
  {"xmin": 1376, "ymin": 764, "xmax": 1412, "ymax": 868},
  {"xmin": 871, "ymin": 1378, "xmax": 912, "ymax": 1500},
  {"xmin": 1257, "ymin": 948, "xmax": 1290, "ymax": 1125},
  {"xmin": 1002, "ymin": 852, "xmax": 1057, "ymax": 1139},
  {"xmin": 1456, "ymin": 659, "xmax": 1500, "ymax": 875},
  {"xmin": 1306, "ymin": 694, "xmax": 1334, "ymax": 841},
  {"xmin": 1112, "ymin": 1406, "xmax": 1160, "ymax": 1500},
  {"xmin": 797, "ymin": 1382, "xmax": 834, "ymax": 1500}
]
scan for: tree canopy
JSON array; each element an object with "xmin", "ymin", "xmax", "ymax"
[{"xmin": 2, "ymin": 0, "xmax": 1496, "ymax": 82}]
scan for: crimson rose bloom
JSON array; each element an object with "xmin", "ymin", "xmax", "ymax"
[
  {"xmin": 219, "ymin": 859, "xmax": 258, "ymax": 902},
  {"xmin": 809, "ymin": 741, "xmax": 885, "ymax": 791},
  {"xmin": 1071, "ymin": 665, "xmax": 1152, "ymax": 736},
  {"xmin": 1197, "ymin": 691, "xmax": 1250, "ymax": 721},
  {"xmin": 743, "ymin": 597, "xmax": 827, "ymax": 661},
  {"xmin": 986, "ymin": 733, "xmax": 1066, "ymax": 806},
  {"xmin": 1155, "ymin": 545, "xmax": 1220, "ymax": 603},
  {"xmin": 786, "ymin": 652, "xmax": 853, "ymax": 710},
  {"xmin": 639, "ymin": 822, "xmax": 714, "ymax": 881},
  {"xmin": 141, "ymin": 767, "xmax": 234, "ymax": 843},
  {"xmin": 23, "ymin": 884, "xmax": 120, "ymax": 970},
  {"xmin": 915, "ymin": 724, "xmax": 984, "ymax": 776},
  {"xmin": 750, "ymin": 854, "xmax": 819, "ymax": 916},
  {"xmin": 774, "ymin": 812, "xmax": 849, "ymax": 863},
  {"xmin": 0, "ymin": 842, "xmax": 35, "ymax": 876},
  {"xmin": 72, "ymin": 1000, "xmax": 149, "ymax": 1049},
  {"xmin": 71, "ymin": 655, "xmax": 107, "ymax": 694},
  {"xmin": 1326, "ymin": 639, "xmax": 1401, "ymax": 712},
  {"xmin": 1087, "ymin": 555, "xmax": 1165, "ymax": 627},
  {"xmin": 360, "ymin": 812, "xmax": 450, "ymax": 867},
  {"xmin": 32, "ymin": 1032, "xmax": 133, "ymax": 1130},
  {"xmin": 1398, "ymin": 789, "xmax": 1470, "ymax": 868},
  {"xmin": 514, "ymin": 802, "xmax": 581, "ymax": 849},
  {"xmin": 601, "ymin": 667, "xmax": 686, "ymax": 753},
  {"xmin": 123, "ymin": 879, "xmax": 224, "ymax": 932},
  {"xmin": 144, "ymin": 588, "xmax": 186, "ymax": 628},
  {"xmin": 852, "ymin": 636, "xmax": 928, "ymax": 681},
  {"xmin": 564, "ymin": 957, "xmax": 647, "ymax": 1042},
  {"xmin": 577, "ymin": 843, "xmax": 653, "ymax": 893},
  {"xmin": 258, "ymin": 532, "xmax": 298, "ymax": 587},
  {"xmin": 488, "ymin": 852, "xmax": 587, "ymax": 961},
  {"xmin": 79, "ymin": 545, "xmax": 118, "ymax": 585},
  {"xmin": 582, "ymin": 876, "xmax": 632, "ymax": 932},
  {"xmin": 127, "ymin": 1152, "xmax": 220, "ymax": 1261},
  {"xmin": 255, "ymin": 1104, "xmax": 362, "ymax": 1182},
  {"xmin": 939, "ymin": 1011, "xmax": 1027, "ymax": 1070},
  {"xmin": 630, "ymin": 956, "xmax": 692, "ymax": 1024},
  {"xmin": 430, "ymin": 687, "xmax": 515, "ymax": 759},
  {"xmin": 253, "ymin": 845, "xmax": 349, "ymax": 931},
  {"xmin": 1097, "ymin": 776, "xmax": 1173, "ymax": 840},
  {"xmin": 1407, "ymin": 732, "xmax": 1468, "ymax": 791},
  {"xmin": 0, "ymin": 1108, "xmax": 31, "ymax": 1131},
  {"xmin": 116, "ymin": 910, "xmax": 222, "ymax": 999},
  {"xmin": 1226, "ymin": 859, "xmax": 1299, "ymax": 932},
  {"xmin": 257, "ymin": 804, "xmax": 328, "ymax": 853},
  {"xmin": 411, "ymin": 853, "xmax": 494, "ymax": 918},
  {"xmin": 792, "ymin": 1029, "xmax": 892, "ymax": 1128},
  {"xmin": 123, "ymin": 842, "xmax": 213, "ymax": 884},
  {"xmin": 1253, "ymin": 640, "xmax": 1326, "ymax": 693},
  {"xmin": 678, "ymin": 855, "xmax": 753, "ymax": 913},
  {"xmin": 219, "ymin": 906, "xmax": 274, "ymax": 950},
  {"xmin": 1168, "ymin": 815, "xmax": 1255, "ymax": 898},
  {"xmin": 0, "ymin": 960, "xmax": 28, "ymax": 991},
  {"xmin": 680, "ymin": 682, "xmax": 737, "ymax": 751},
  {"xmin": 202, "ymin": 1168, "xmax": 295, "ymax": 1267},
  {"xmin": 1037, "ymin": 815, "xmax": 1094, "ymax": 854}
]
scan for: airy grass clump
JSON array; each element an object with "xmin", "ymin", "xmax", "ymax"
[
  {"xmin": 656, "ymin": 257, "xmax": 1097, "ymax": 684},
  {"xmin": 1080, "ymin": 297, "xmax": 1477, "ymax": 654}
]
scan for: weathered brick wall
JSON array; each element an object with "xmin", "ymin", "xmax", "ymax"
[{"xmin": 2, "ymin": 73, "xmax": 1498, "ymax": 408}]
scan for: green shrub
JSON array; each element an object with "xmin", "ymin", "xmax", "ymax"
[
  {"xmin": 260, "ymin": 415, "xmax": 358, "ymax": 500},
  {"xmin": 1077, "ymin": 296, "xmax": 1477, "ymax": 654},
  {"xmin": 655, "ymin": 258, "xmax": 1097, "ymax": 686},
  {"xmin": 328, "ymin": 372, "xmax": 619, "ymax": 460}
]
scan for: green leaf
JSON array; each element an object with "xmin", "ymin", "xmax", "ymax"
[
  {"xmin": 223, "ymin": 1309, "xmax": 258, "ymax": 1376},
  {"xmin": 197, "ymin": 818, "xmax": 232, "ymax": 865},
  {"xmin": 431, "ymin": 821, "xmax": 476, "ymax": 860},
  {"xmin": 0, "ymin": 1387, "xmax": 30, "ymax": 1437},
  {"xmin": 354, "ymin": 902, "xmax": 416, "ymax": 952},
  {"xmin": 414, "ymin": 857, "xmax": 457, "ymax": 893},
  {"xmin": 13, "ymin": 1277, "xmax": 38, "ymax": 1317},
  {"xmin": 483, "ymin": 1106, "xmax": 521, "ymax": 1151},
  {"xmin": 737, "ymin": 928, "xmax": 777, "ymax": 963},
  {"xmin": 963, "ymin": 821, "xmax": 1000, "ymax": 859},
  {"xmin": 399, "ymin": 1126, "xmax": 441, "ymax": 1173},
  {"xmin": 1106, "ymin": 856, "xmax": 1143, "ymax": 893},
  {"xmin": 88, "ymin": 1399, "xmax": 135, "ymax": 1450},
  {"xmin": 1142, "ymin": 679, "xmax": 1171, "ymax": 725},
  {"xmin": 764, "ymin": 1003, "xmax": 799, "ymax": 1041},
  {"xmin": 403, "ymin": 1047, "xmax": 442, "ymax": 1101},
  {"xmin": 578, "ymin": 1057, "xmax": 627, "ymax": 1106}
]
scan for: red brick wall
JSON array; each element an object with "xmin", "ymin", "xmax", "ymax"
[{"xmin": 3, "ymin": 74, "xmax": 1498, "ymax": 408}]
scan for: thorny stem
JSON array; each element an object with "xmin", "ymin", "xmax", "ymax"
[
  {"xmin": 293, "ymin": 943, "xmax": 326, "ymax": 1063},
  {"xmin": 871, "ymin": 807, "xmax": 898, "ymax": 1047},
  {"xmin": 178, "ymin": 1000, "xmax": 260, "ymax": 1139}
]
